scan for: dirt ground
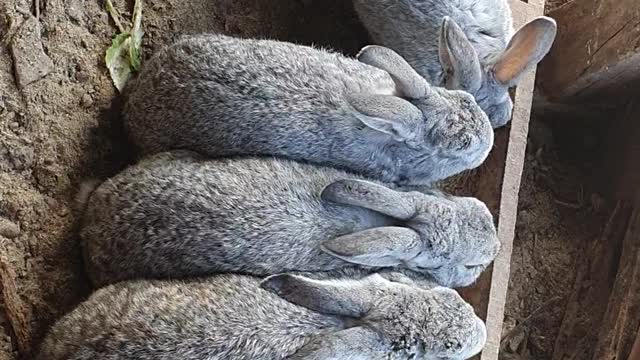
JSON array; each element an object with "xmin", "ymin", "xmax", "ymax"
[
  {"xmin": 0, "ymin": 0, "xmax": 607, "ymax": 359},
  {"xmin": 499, "ymin": 113, "xmax": 611, "ymax": 359}
]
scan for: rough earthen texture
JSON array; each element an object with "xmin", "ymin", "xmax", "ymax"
[{"xmin": 498, "ymin": 113, "xmax": 611, "ymax": 359}]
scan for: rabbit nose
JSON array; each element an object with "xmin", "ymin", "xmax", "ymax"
[
  {"xmin": 445, "ymin": 318, "xmax": 487, "ymax": 360},
  {"xmin": 488, "ymin": 102, "xmax": 513, "ymax": 128}
]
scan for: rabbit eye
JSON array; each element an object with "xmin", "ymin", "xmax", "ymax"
[
  {"xmin": 416, "ymin": 265, "xmax": 443, "ymax": 271},
  {"xmin": 464, "ymin": 264, "xmax": 483, "ymax": 270}
]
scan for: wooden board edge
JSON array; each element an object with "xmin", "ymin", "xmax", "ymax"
[
  {"xmin": 481, "ymin": 1, "xmax": 543, "ymax": 359},
  {"xmin": 510, "ymin": 0, "xmax": 543, "ymax": 28}
]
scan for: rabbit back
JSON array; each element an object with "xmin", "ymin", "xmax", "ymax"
[
  {"xmin": 81, "ymin": 151, "xmax": 392, "ymax": 286},
  {"xmin": 125, "ymin": 34, "xmax": 395, "ymax": 158},
  {"xmin": 37, "ymin": 275, "xmax": 337, "ymax": 360}
]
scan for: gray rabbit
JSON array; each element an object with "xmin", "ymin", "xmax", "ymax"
[
  {"xmin": 80, "ymin": 151, "xmax": 499, "ymax": 288},
  {"xmin": 124, "ymin": 34, "xmax": 493, "ymax": 185},
  {"xmin": 352, "ymin": 0, "xmax": 557, "ymax": 128},
  {"xmin": 37, "ymin": 273, "xmax": 486, "ymax": 360}
]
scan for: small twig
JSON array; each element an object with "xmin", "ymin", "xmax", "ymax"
[
  {"xmin": 518, "ymin": 335, "xmax": 529, "ymax": 357},
  {"xmin": 577, "ymin": 185, "xmax": 585, "ymax": 206},
  {"xmin": 105, "ymin": 0, "xmax": 125, "ymax": 33},
  {"xmin": 531, "ymin": 233, "xmax": 538, "ymax": 261},
  {"xmin": 554, "ymin": 199, "xmax": 582, "ymax": 209},
  {"xmin": 131, "ymin": 0, "xmax": 143, "ymax": 35},
  {"xmin": 0, "ymin": 255, "xmax": 32, "ymax": 354},
  {"xmin": 34, "ymin": 0, "xmax": 40, "ymax": 21},
  {"xmin": 501, "ymin": 296, "xmax": 564, "ymax": 346}
]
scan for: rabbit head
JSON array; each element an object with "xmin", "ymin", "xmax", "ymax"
[
  {"xmin": 408, "ymin": 195, "xmax": 501, "ymax": 287},
  {"xmin": 321, "ymin": 180, "xmax": 500, "ymax": 288},
  {"xmin": 439, "ymin": 16, "xmax": 557, "ymax": 128},
  {"xmin": 352, "ymin": 45, "xmax": 494, "ymax": 184},
  {"xmin": 262, "ymin": 274, "xmax": 486, "ymax": 359}
]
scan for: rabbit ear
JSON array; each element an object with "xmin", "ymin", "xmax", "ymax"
[
  {"xmin": 357, "ymin": 45, "xmax": 431, "ymax": 99},
  {"xmin": 286, "ymin": 327, "xmax": 383, "ymax": 359},
  {"xmin": 261, "ymin": 274, "xmax": 387, "ymax": 317},
  {"xmin": 321, "ymin": 227, "xmax": 422, "ymax": 267},
  {"xmin": 493, "ymin": 16, "xmax": 557, "ymax": 87},
  {"xmin": 322, "ymin": 179, "xmax": 417, "ymax": 220},
  {"xmin": 438, "ymin": 16, "xmax": 482, "ymax": 93},
  {"xmin": 347, "ymin": 94, "xmax": 423, "ymax": 142}
]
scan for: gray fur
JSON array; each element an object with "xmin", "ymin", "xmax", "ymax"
[
  {"xmin": 320, "ymin": 179, "xmax": 500, "ymax": 286},
  {"xmin": 124, "ymin": 34, "xmax": 493, "ymax": 185},
  {"xmin": 80, "ymin": 151, "xmax": 499, "ymax": 288},
  {"xmin": 37, "ymin": 273, "xmax": 486, "ymax": 359},
  {"xmin": 352, "ymin": 0, "xmax": 557, "ymax": 128}
]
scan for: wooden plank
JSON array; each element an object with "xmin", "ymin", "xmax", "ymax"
[
  {"xmin": 0, "ymin": 253, "xmax": 32, "ymax": 355},
  {"xmin": 591, "ymin": 203, "xmax": 640, "ymax": 360},
  {"xmin": 509, "ymin": 0, "xmax": 543, "ymax": 29},
  {"xmin": 551, "ymin": 203, "xmax": 632, "ymax": 360},
  {"xmin": 538, "ymin": 0, "xmax": 640, "ymax": 100},
  {"xmin": 479, "ymin": 1, "xmax": 544, "ymax": 359}
]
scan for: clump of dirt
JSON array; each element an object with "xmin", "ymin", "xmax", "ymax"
[{"xmin": 0, "ymin": 0, "xmax": 367, "ymax": 358}]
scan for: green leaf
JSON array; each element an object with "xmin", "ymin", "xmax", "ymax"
[
  {"xmin": 105, "ymin": 32, "xmax": 133, "ymax": 92},
  {"xmin": 104, "ymin": 0, "xmax": 144, "ymax": 91}
]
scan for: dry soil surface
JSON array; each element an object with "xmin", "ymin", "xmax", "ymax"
[{"xmin": 499, "ymin": 115, "xmax": 610, "ymax": 359}]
